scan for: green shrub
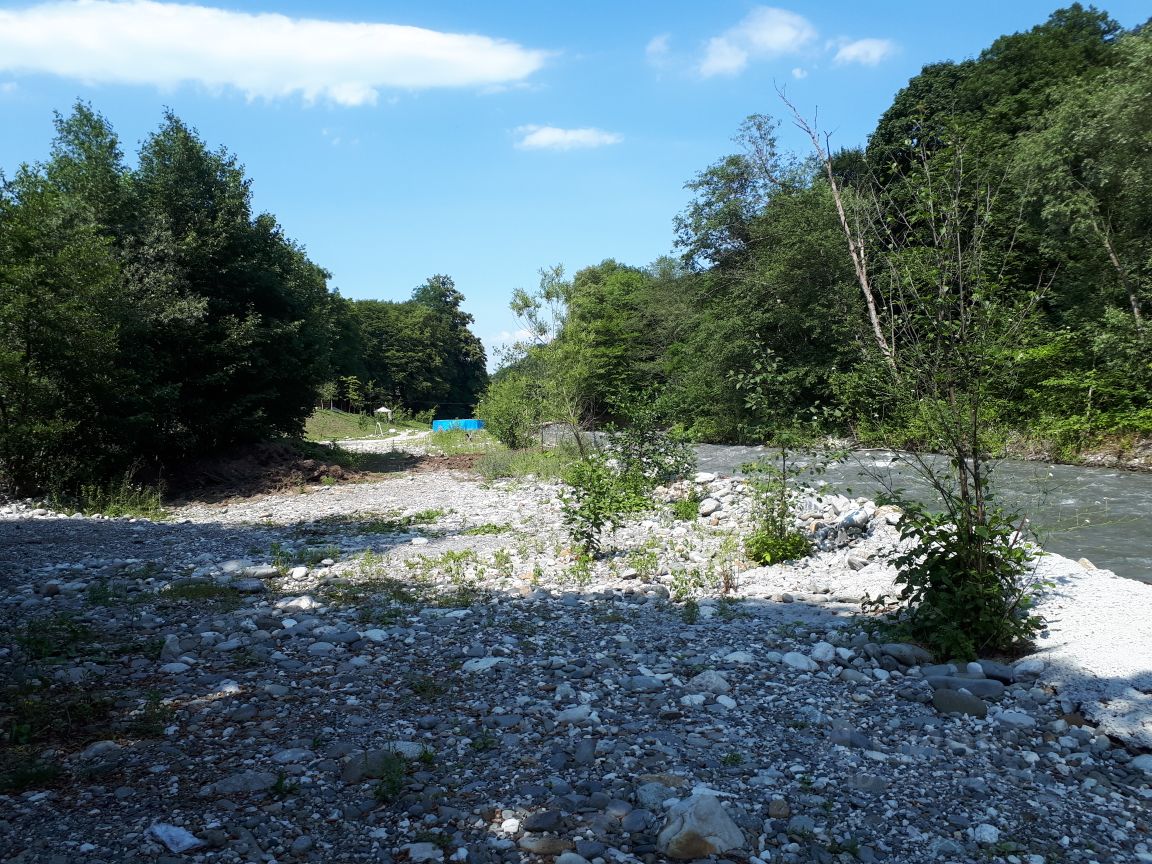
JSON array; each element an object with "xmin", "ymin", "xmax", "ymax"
[
  {"xmin": 476, "ymin": 372, "xmax": 540, "ymax": 450},
  {"xmin": 671, "ymin": 497, "xmax": 700, "ymax": 521},
  {"xmin": 603, "ymin": 394, "xmax": 696, "ymax": 488},
  {"xmin": 865, "ymin": 503, "xmax": 1044, "ymax": 659},
  {"xmin": 425, "ymin": 428, "xmax": 489, "ymax": 455},
  {"xmin": 745, "ymin": 529, "xmax": 812, "ymax": 565},
  {"xmin": 561, "ymin": 454, "xmax": 648, "ymax": 555},
  {"xmin": 53, "ymin": 471, "xmax": 166, "ymax": 520}
]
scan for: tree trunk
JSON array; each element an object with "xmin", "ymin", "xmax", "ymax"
[{"xmin": 779, "ymin": 90, "xmax": 899, "ymax": 372}]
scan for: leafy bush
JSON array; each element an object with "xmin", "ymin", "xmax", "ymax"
[
  {"xmin": 740, "ymin": 443, "xmax": 834, "ymax": 568},
  {"xmin": 476, "ymin": 372, "xmax": 542, "ymax": 450},
  {"xmin": 474, "ymin": 444, "xmax": 579, "ymax": 481},
  {"xmin": 561, "ymin": 454, "xmax": 648, "ymax": 555},
  {"xmin": 52, "ymin": 471, "xmax": 166, "ymax": 520},
  {"xmin": 671, "ymin": 497, "xmax": 700, "ymax": 521},
  {"xmin": 865, "ymin": 503, "xmax": 1045, "ymax": 659},
  {"xmin": 603, "ymin": 395, "xmax": 696, "ymax": 488},
  {"xmin": 745, "ymin": 529, "xmax": 812, "ymax": 565}
]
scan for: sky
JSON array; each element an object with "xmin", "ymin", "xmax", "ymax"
[{"xmin": 1, "ymin": 0, "xmax": 1149, "ymax": 366}]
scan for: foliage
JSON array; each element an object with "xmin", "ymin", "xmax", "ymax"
[
  {"xmin": 741, "ymin": 448, "xmax": 818, "ymax": 566},
  {"xmin": 473, "ymin": 441, "xmax": 581, "ymax": 481},
  {"xmin": 865, "ymin": 502, "xmax": 1044, "ymax": 658},
  {"xmin": 560, "ymin": 453, "xmax": 648, "ymax": 556},
  {"xmin": 671, "ymin": 497, "xmax": 700, "ymax": 521},
  {"xmin": 601, "ymin": 393, "xmax": 696, "ymax": 489},
  {"xmin": 0, "ymin": 103, "xmax": 489, "ymax": 495},
  {"xmin": 53, "ymin": 471, "xmax": 166, "ymax": 520},
  {"xmin": 475, "ymin": 370, "xmax": 544, "ymax": 450},
  {"xmin": 744, "ymin": 529, "xmax": 812, "ymax": 567},
  {"xmin": 425, "ymin": 428, "xmax": 490, "ymax": 455}
]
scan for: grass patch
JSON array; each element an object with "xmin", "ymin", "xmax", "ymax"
[
  {"xmin": 288, "ymin": 438, "xmax": 419, "ymax": 476},
  {"xmin": 158, "ymin": 581, "xmax": 245, "ymax": 610},
  {"xmin": 463, "ymin": 523, "xmax": 511, "ymax": 536},
  {"xmin": 474, "ymin": 443, "xmax": 582, "ymax": 481},
  {"xmin": 12, "ymin": 613, "xmax": 97, "ymax": 662},
  {"xmin": 425, "ymin": 428, "xmax": 494, "ymax": 456},
  {"xmin": 671, "ymin": 497, "xmax": 700, "ymax": 521},
  {"xmin": 2, "ymin": 685, "xmax": 115, "ymax": 746},
  {"xmin": 51, "ymin": 472, "xmax": 166, "ymax": 520},
  {"xmin": 299, "ymin": 509, "xmax": 445, "ymax": 538},
  {"xmin": 305, "ymin": 408, "xmax": 429, "ymax": 442},
  {"xmin": 0, "ymin": 751, "xmax": 63, "ymax": 793}
]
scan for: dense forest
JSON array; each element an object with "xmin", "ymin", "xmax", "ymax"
[
  {"xmin": 3, "ymin": 5, "xmax": 1148, "ymax": 496},
  {"xmin": 0, "ymin": 107, "xmax": 486, "ymax": 494},
  {"xmin": 483, "ymin": 5, "xmax": 1151, "ymax": 455}
]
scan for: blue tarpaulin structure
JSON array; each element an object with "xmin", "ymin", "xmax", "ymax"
[{"xmin": 431, "ymin": 418, "xmax": 484, "ymax": 432}]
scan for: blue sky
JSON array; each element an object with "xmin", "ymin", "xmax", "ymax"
[{"xmin": 1, "ymin": 1, "xmax": 1148, "ymax": 365}]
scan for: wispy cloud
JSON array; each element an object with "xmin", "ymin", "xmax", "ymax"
[
  {"xmin": 699, "ymin": 7, "xmax": 816, "ymax": 77},
  {"xmin": 791, "ymin": 67, "xmax": 808, "ymax": 80},
  {"xmin": 0, "ymin": 0, "xmax": 548, "ymax": 106},
  {"xmin": 514, "ymin": 125, "xmax": 622, "ymax": 151},
  {"xmin": 645, "ymin": 33, "xmax": 672, "ymax": 67},
  {"xmin": 0, "ymin": 82, "xmax": 17, "ymax": 94},
  {"xmin": 832, "ymin": 38, "xmax": 896, "ymax": 66}
]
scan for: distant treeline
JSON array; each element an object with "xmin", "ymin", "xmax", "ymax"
[
  {"xmin": 487, "ymin": 5, "xmax": 1150, "ymax": 453},
  {"xmin": 0, "ymin": 106, "xmax": 485, "ymax": 494}
]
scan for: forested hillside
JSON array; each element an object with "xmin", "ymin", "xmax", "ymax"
[
  {"xmin": 484, "ymin": 5, "xmax": 1150, "ymax": 455},
  {"xmin": 0, "ymin": 106, "xmax": 486, "ymax": 494}
]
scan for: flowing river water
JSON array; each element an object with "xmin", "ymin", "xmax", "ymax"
[{"xmin": 695, "ymin": 445, "xmax": 1152, "ymax": 584}]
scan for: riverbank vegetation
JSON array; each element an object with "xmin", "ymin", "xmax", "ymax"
[
  {"xmin": 0, "ymin": 107, "xmax": 486, "ymax": 496},
  {"xmin": 481, "ymin": 7, "xmax": 1149, "ymax": 462}
]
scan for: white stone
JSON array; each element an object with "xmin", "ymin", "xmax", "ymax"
[
  {"xmin": 973, "ymin": 824, "xmax": 1000, "ymax": 845},
  {"xmin": 698, "ymin": 498, "xmax": 721, "ymax": 516},
  {"xmin": 722, "ymin": 651, "xmax": 755, "ymax": 664},
  {"xmin": 1014, "ymin": 658, "xmax": 1046, "ymax": 679},
  {"xmin": 556, "ymin": 704, "xmax": 593, "ymax": 724},
  {"xmin": 782, "ymin": 652, "xmax": 818, "ymax": 672},
  {"xmin": 149, "ymin": 824, "xmax": 204, "ymax": 853},
  {"xmin": 461, "ymin": 657, "xmax": 506, "ymax": 673},
  {"xmin": 1130, "ymin": 754, "xmax": 1152, "ymax": 774},
  {"xmin": 656, "ymin": 794, "xmax": 744, "ymax": 859},
  {"xmin": 686, "ymin": 670, "xmax": 731, "ymax": 694},
  {"xmin": 809, "ymin": 642, "xmax": 836, "ymax": 663},
  {"xmin": 997, "ymin": 710, "xmax": 1038, "ymax": 730}
]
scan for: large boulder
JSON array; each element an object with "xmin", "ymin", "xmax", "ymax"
[{"xmin": 656, "ymin": 794, "xmax": 744, "ymax": 859}]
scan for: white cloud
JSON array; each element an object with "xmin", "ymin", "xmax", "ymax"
[
  {"xmin": 699, "ymin": 7, "xmax": 816, "ymax": 77},
  {"xmin": 791, "ymin": 67, "xmax": 808, "ymax": 79},
  {"xmin": 0, "ymin": 0, "xmax": 548, "ymax": 106},
  {"xmin": 645, "ymin": 33, "xmax": 671, "ymax": 66},
  {"xmin": 514, "ymin": 125, "xmax": 622, "ymax": 151},
  {"xmin": 496, "ymin": 329, "xmax": 534, "ymax": 343},
  {"xmin": 832, "ymin": 38, "xmax": 896, "ymax": 66},
  {"xmin": 0, "ymin": 82, "xmax": 17, "ymax": 94}
]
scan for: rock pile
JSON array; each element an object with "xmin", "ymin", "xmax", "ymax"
[{"xmin": 1, "ymin": 459, "xmax": 1151, "ymax": 863}]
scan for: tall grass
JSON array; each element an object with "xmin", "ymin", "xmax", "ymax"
[
  {"xmin": 474, "ymin": 442, "xmax": 581, "ymax": 481},
  {"xmin": 52, "ymin": 472, "xmax": 166, "ymax": 519}
]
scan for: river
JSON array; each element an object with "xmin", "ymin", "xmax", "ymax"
[{"xmin": 696, "ymin": 445, "xmax": 1152, "ymax": 584}]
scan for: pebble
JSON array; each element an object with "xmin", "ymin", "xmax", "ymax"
[{"xmin": 0, "ymin": 453, "xmax": 1148, "ymax": 864}]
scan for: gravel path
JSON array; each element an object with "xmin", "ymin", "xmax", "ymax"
[{"xmin": 2, "ymin": 446, "xmax": 1151, "ymax": 864}]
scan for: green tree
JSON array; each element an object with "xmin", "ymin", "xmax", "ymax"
[
  {"xmin": 0, "ymin": 166, "xmax": 120, "ymax": 492},
  {"xmin": 1020, "ymin": 27, "xmax": 1151, "ymax": 329}
]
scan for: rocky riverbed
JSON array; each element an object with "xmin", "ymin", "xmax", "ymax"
[{"xmin": 2, "ymin": 449, "xmax": 1151, "ymax": 864}]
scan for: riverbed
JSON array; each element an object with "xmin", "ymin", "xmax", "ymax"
[{"xmin": 697, "ymin": 445, "xmax": 1152, "ymax": 584}]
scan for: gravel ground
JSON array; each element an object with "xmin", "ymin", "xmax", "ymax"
[{"xmin": 2, "ymin": 445, "xmax": 1151, "ymax": 864}]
